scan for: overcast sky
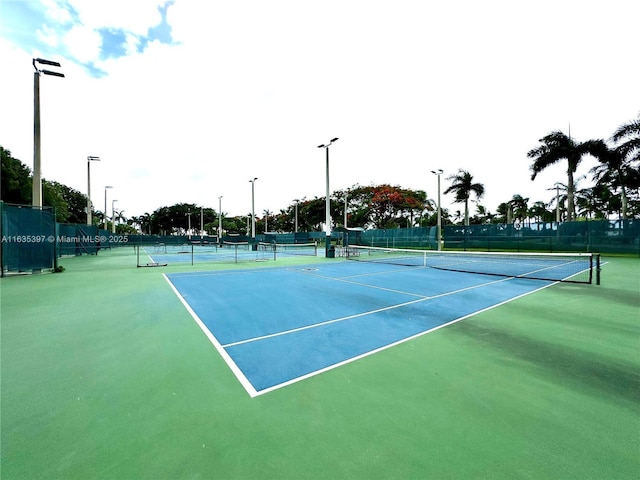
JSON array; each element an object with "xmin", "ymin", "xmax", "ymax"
[{"xmin": 1, "ymin": 0, "xmax": 638, "ymax": 221}]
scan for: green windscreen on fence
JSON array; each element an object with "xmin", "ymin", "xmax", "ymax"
[
  {"xmin": 359, "ymin": 227, "xmax": 437, "ymax": 249},
  {"xmin": 57, "ymin": 224, "xmax": 100, "ymax": 256},
  {"xmin": 1, "ymin": 202, "xmax": 56, "ymax": 275},
  {"xmin": 443, "ymin": 220, "xmax": 640, "ymax": 254}
]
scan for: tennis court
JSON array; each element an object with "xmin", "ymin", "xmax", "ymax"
[{"xmin": 166, "ymin": 259, "xmax": 566, "ymax": 396}]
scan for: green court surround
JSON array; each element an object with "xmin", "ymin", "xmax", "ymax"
[{"xmin": 1, "ymin": 249, "xmax": 638, "ymax": 479}]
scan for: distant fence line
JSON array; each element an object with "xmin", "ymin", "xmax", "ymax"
[
  {"xmin": 101, "ymin": 221, "xmax": 640, "ymax": 256},
  {"xmin": 2, "ymin": 200, "xmax": 638, "ymax": 275}
]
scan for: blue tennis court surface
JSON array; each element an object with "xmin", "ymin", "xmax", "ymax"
[{"xmin": 165, "ymin": 262, "xmax": 555, "ymax": 396}]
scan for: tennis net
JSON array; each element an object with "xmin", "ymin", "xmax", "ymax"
[
  {"xmin": 340, "ymin": 245, "xmax": 600, "ymax": 284},
  {"xmin": 137, "ymin": 241, "xmax": 273, "ymax": 266},
  {"xmin": 259, "ymin": 242, "xmax": 318, "ymax": 257},
  {"xmin": 222, "ymin": 241, "xmax": 250, "ymax": 250}
]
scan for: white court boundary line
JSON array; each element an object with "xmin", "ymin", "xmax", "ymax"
[{"xmin": 163, "ymin": 274, "xmax": 259, "ymax": 398}]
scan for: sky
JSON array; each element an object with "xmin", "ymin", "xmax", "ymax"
[{"xmin": 1, "ymin": 0, "xmax": 639, "ymax": 222}]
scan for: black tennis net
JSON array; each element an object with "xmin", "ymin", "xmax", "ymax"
[
  {"xmin": 259, "ymin": 242, "xmax": 318, "ymax": 257},
  {"xmin": 339, "ymin": 245, "xmax": 600, "ymax": 284}
]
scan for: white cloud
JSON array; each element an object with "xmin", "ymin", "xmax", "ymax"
[
  {"xmin": 62, "ymin": 24, "xmax": 102, "ymax": 63},
  {"xmin": 66, "ymin": 0, "xmax": 164, "ymax": 34},
  {"xmin": 123, "ymin": 32, "xmax": 140, "ymax": 55},
  {"xmin": 36, "ymin": 25, "xmax": 60, "ymax": 47},
  {"xmin": 41, "ymin": 0, "xmax": 74, "ymax": 24}
]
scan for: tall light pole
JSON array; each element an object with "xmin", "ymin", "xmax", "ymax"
[
  {"xmin": 249, "ymin": 178, "xmax": 258, "ymax": 239},
  {"xmin": 103, "ymin": 185, "xmax": 113, "ymax": 231},
  {"xmin": 111, "ymin": 199, "xmax": 118, "ymax": 234},
  {"xmin": 33, "ymin": 58, "xmax": 64, "ymax": 207},
  {"xmin": 86, "ymin": 156, "xmax": 101, "ymax": 225},
  {"xmin": 317, "ymin": 137, "xmax": 339, "ymax": 256},
  {"xmin": 555, "ymin": 182, "xmax": 561, "ymax": 223},
  {"xmin": 187, "ymin": 211, "xmax": 192, "ymax": 239},
  {"xmin": 293, "ymin": 199, "xmax": 299, "ymax": 233},
  {"xmin": 344, "ymin": 191, "xmax": 348, "ymax": 229},
  {"xmin": 431, "ymin": 169, "xmax": 443, "ymax": 251},
  {"xmin": 218, "ymin": 196, "xmax": 223, "ymax": 241}
]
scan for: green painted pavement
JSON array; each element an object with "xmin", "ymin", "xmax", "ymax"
[{"xmin": 1, "ymin": 249, "xmax": 638, "ymax": 479}]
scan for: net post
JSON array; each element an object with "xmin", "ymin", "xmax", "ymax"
[{"xmin": 596, "ymin": 254, "xmax": 601, "ymax": 285}]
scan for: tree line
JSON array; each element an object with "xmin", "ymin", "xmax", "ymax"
[{"xmin": 1, "ymin": 116, "xmax": 638, "ymax": 234}]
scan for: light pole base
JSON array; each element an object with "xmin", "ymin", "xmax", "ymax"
[{"xmin": 325, "ymin": 236, "xmax": 335, "ymax": 258}]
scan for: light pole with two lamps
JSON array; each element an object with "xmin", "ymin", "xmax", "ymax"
[
  {"xmin": 33, "ymin": 58, "xmax": 64, "ymax": 208},
  {"xmin": 317, "ymin": 138, "xmax": 339, "ymax": 257}
]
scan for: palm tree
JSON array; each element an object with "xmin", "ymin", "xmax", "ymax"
[
  {"xmin": 473, "ymin": 204, "xmax": 494, "ymax": 224},
  {"xmin": 575, "ymin": 186, "xmax": 607, "ymax": 219},
  {"xmin": 111, "ymin": 209, "xmax": 127, "ymax": 234},
  {"xmin": 612, "ymin": 118, "xmax": 640, "ymax": 164},
  {"xmin": 496, "ymin": 202, "xmax": 510, "ymax": 223},
  {"xmin": 527, "ymin": 131, "xmax": 605, "ymax": 221},
  {"xmin": 444, "ymin": 169, "xmax": 485, "ymax": 226},
  {"xmin": 589, "ymin": 145, "xmax": 629, "ymax": 219},
  {"xmin": 115, "ymin": 209, "xmax": 126, "ymax": 225},
  {"xmin": 139, "ymin": 213, "xmax": 152, "ymax": 234},
  {"xmin": 508, "ymin": 194, "xmax": 529, "ymax": 225},
  {"xmin": 590, "ymin": 119, "xmax": 640, "ymax": 219},
  {"xmin": 528, "ymin": 201, "xmax": 550, "ymax": 224}
]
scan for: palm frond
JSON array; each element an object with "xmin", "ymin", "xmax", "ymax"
[{"xmin": 611, "ymin": 119, "xmax": 640, "ymax": 143}]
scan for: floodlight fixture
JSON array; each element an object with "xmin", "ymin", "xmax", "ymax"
[
  {"xmin": 41, "ymin": 70, "xmax": 65, "ymax": 78},
  {"xmin": 317, "ymin": 137, "xmax": 339, "ymax": 149},
  {"xmin": 34, "ymin": 58, "xmax": 62, "ymax": 67},
  {"xmin": 33, "ymin": 58, "xmax": 65, "ymax": 78}
]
